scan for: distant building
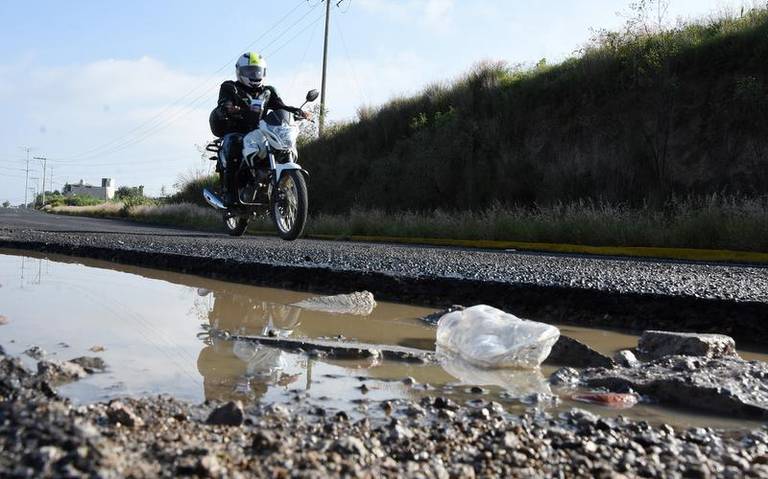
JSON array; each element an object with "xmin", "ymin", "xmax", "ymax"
[{"xmin": 62, "ymin": 178, "xmax": 116, "ymax": 201}]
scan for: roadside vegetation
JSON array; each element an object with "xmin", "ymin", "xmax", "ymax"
[{"xmin": 302, "ymin": 6, "xmax": 768, "ymax": 213}]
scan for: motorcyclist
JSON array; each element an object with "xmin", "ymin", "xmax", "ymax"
[{"xmin": 209, "ymin": 52, "xmax": 311, "ymax": 206}]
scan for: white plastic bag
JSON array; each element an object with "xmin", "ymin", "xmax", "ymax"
[{"xmin": 436, "ymin": 305, "xmax": 559, "ymax": 369}]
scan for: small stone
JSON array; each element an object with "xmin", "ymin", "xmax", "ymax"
[
  {"xmin": 406, "ymin": 404, "xmax": 426, "ymax": 417},
  {"xmin": 469, "ymin": 386, "xmax": 486, "ymax": 394},
  {"xmin": 451, "ymin": 464, "xmax": 476, "ymax": 479},
  {"xmin": 334, "ymin": 411, "xmax": 349, "ymax": 422},
  {"xmin": 549, "ymin": 367, "xmax": 580, "ymax": 386},
  {"xmin": 199, "ymin": 455, "xmax": 221, "ymax": 477},
  {"xmin": 206, "ymin": 401, "xmax": 244, "ymax": 426},
  {"xmin": 433, "ymin": 396, "xmax": 458, "ymax": 410},
  {"xmin": 89, "ymin": 345, "xmax": 106, "ymax": 353},
  {"xmin": 267, "ymin": 404, "xmax": 289, "ymax": 418},
  {"xmin": 522, "ymin": 392, "xmax": 560, "ymax": 406},
  {"xmin": 0, "ymin": 315, "xmax": 8, "ymax": 325},
  {"xmin": 503, "ymin": 432, "xmax": 520, "ymax": 448},
  {"xmin": 107, "ymin": 401, "xmax": 144, "ymax": 428},
  {"xmin": 614, "ymin": 350, "xmax": 640, "ymax": 368},
  {"xmin": 69, "ymin": 356, "xmax": 107, "ymax": 373},
  {"xmin": 24, "ymin": 345, "xmax": 46, "ymax": 360},
  {"xmin": 334, "ymin": 436, "xmax": 368, "ymax": 456},
  {"xmin": 252, "ymin": 431, "xmax": 280, "ymax": 454},
  {"xmin": 390, "ymin": 424, "xmax": 415, "ymax": 441},
  {"xmin": 402, "ymin": 376, "xmax": 417, "ymax": 386}
]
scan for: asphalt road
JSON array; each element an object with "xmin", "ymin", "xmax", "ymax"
[{"xmin": 0, "ymin": 208, "xmax": 210, "ymax": 236}]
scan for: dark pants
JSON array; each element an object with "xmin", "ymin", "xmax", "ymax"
[{"xmin": 220, "ymin": 133, "xmax": 243, "ymax": 203}]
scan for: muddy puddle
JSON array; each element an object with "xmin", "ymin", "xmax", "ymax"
[{"xmin": 1, "ymin": 250, "xmax": 765, "ymax": 430}]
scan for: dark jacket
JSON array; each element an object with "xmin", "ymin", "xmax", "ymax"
[{"xmin": 209, "ymin": 80, "xmax": 301, "ymax": 137}]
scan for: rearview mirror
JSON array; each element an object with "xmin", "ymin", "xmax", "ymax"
[{"xmin": 306, "ymin": 89, "xmax": 320, "ymax": 102}]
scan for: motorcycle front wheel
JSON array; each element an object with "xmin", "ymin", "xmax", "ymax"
[
  {"xmin": 270, "ymin": 170, "xmax": 308, "ymax": 241},
  {"xmin": 223, "ymin": 211, "xmax": 249, "ymax": 236}
]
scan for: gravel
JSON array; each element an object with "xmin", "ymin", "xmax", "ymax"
[{"xmin": 4, "ymin": 354, "xmax": 768, "ymax": 478}]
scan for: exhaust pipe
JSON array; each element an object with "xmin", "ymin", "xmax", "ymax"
[{"xmin": 203, "ymin": 188, "xmax": 226, "ymax": 210}]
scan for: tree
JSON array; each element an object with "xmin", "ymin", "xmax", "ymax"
[
  {"xmin": 115, "ymin": 186, "xmax": 144, "ymax": 200},
  {"xmin": 2, "ymin": 201, "xmax": 10, "ymax": 208},
  {"xmin": 624, "ymin": 0, "xmax": 671, "ymax": 34}
]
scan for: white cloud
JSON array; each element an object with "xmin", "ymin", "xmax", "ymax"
[{"xmin": 356, "ymin": 0, "xmax": 455, "ymax": 30}]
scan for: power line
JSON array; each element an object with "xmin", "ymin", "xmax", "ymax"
[
  {"xmin": 334, "ymin": 10, "xmax": 368, "ymax": 107},
  {"xmin": 265, "ymin": 12, "xmax": 325, "ymax": 57}
]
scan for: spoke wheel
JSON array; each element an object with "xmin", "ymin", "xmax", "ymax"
[{"xmin": 270, "ymin": 170, "xmax": 308, "ymax": 241}]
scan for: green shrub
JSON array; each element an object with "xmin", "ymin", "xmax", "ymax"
[{"xmin": 168, "ymin": 175, "xmax": 218, "ymax": 207}]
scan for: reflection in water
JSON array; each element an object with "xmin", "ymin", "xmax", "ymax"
[
  {"xmin": 197, "ymin": 289, "xmax": 304, "ymax": 402},
  {"xmin": 437, "ymin": 348, "xmax": 552, "ymax": 397}
]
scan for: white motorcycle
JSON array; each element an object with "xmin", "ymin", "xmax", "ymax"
[{"xmin": 203, "ymin": 89, "xmax": 319, "ymax": 240}]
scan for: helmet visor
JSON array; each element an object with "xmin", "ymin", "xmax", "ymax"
[{"xmin": 239, "ymin": 65, "xmax": 265, "ymax": 82}]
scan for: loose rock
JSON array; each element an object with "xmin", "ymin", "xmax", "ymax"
[
  {"xmin": 24, "ymin": 345, "xmax": 47, "ymax": 360},
  {"xmin": 107, "ymin": 401, "xmax": 144, "ymax": 428},
  {"xmin": 69, "ymin": 356, "xmax": 107, "ymax": 373},
  {"xmin": 614, "ymin": 349, "xmax": 640, "ymax": 368},
  {"xmin": 206, "ymin": 400, "xmax": 244, "ymax": 426},
  {"xmin": 36, "ymin": 359, "xmax": 88, "ymax": 383},
  {"xmin": 549, "ymin": 367, "xmax": 581, "ymax": 386},
  {"xmin": 638, "ymin": 330, "xmax": 738, "ymax": 360},
  {"xmin": 545, "ymin": 335, "xmax": 615, "ymax": 368}
]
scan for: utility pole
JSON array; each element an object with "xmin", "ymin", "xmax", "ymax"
[
  {"xmin": 319, "ymin": 0, "xmax": 332, "ymax": 138},
  {"xmin": 22, "ymin": 147, "xmax": 31, "ymax": 208},
  {"xmin": 29, "ymin": 177, "xmax": 39, "ymax": 208},
  {"xmin": 33, "ymin": 156, "xmax": 48, "ymax": 206}
]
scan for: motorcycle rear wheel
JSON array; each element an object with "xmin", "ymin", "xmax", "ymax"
[
  {"xmin": 270, "ymin": 170, "xmax": 308, "ymax": 241},
  {"xmin": 223, "ymin": 212, "xmax": 249, "ymax": 236}
]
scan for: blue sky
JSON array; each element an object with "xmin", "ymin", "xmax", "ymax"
[{"xmin": 0, "ymin": 0, "xmax": 751, "ymax": 204}]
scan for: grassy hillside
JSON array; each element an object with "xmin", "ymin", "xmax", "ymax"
[{"xmin": 300, "ymin": 8, "xmax": 768, "ymax": 213}]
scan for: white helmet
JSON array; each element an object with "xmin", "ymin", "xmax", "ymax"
[{"xmin": 236, "ymin": 52, "xmax": 267, "ymax": 88}]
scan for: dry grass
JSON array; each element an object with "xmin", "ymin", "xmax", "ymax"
[{"xmin": 48, "ymin": 203, "xmax": 124, "ymax": 217}]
